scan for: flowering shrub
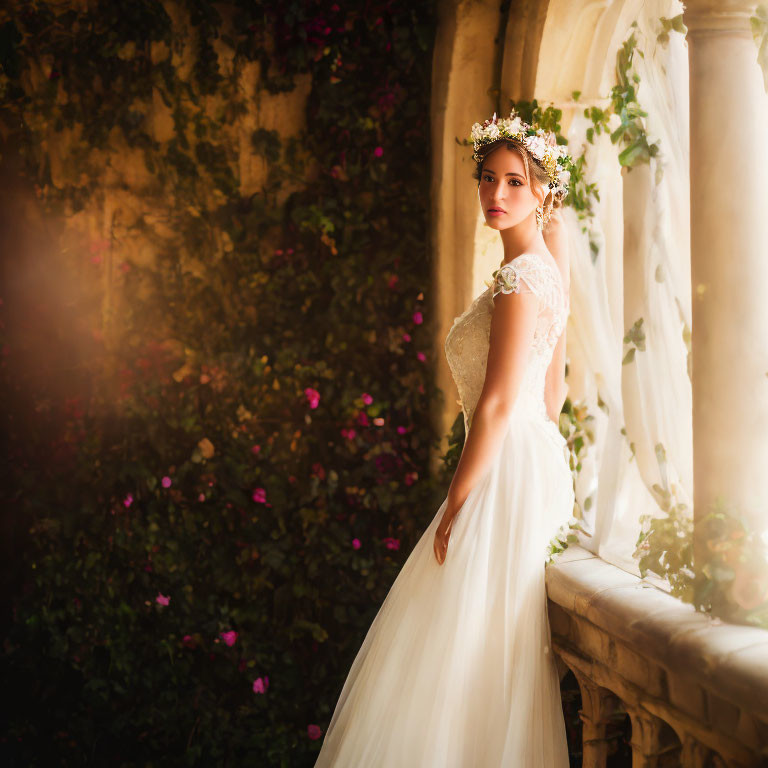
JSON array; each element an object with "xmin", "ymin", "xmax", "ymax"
[{"xmin": 0, "ymin": 1, "xmax": 443, "ymax": 764}]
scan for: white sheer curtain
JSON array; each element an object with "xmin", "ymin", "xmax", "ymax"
[{"xmin": 562, "ymin": 0, "xmax": 693, "ymax": 576}]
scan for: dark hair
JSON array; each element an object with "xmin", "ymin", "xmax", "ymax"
[{"xmin": 472, "ymin": 138, "xmax": 563, "ymax": 214}]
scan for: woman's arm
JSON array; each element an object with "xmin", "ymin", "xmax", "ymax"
[{"xmin": 443, "ymin": 286, "xmax": 540, "ymax": 516}]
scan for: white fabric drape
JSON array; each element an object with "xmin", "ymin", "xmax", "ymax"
[{"xmin": 561, "ymin": 0, "xmax": 693, "ymax": 576}]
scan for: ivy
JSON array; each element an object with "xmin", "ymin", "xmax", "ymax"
[
  {"xmin": 635, "ymin": 445, "xmax": 768, "ymax": 630},
  {"xmin": 0, "ymin": 0, "xmax": 445, "ymax": 764}
]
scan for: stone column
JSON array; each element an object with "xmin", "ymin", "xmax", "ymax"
[
  {"xmin": 429, "ymin": 0, "xmax": 503, "ymax": 469},
  {"xmin": 684, "ymin": 0, "xmax": 768, "ymax": 548},
  {"xmin": 626, "ymin": 707, "xmax": 682, "ymax": 767},
  {"xmin": 571, "ymin": 669, "xmax": 621, "ymax": 768}
]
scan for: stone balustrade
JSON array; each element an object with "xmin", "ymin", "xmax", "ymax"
[{"xmin": 546, "ymin": 545, "xmax": 768, "ymax": 767}]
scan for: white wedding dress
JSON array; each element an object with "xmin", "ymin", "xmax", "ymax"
[{"xmin": 314, "ymin": 252, "xmax": 574, "ymax": 767}]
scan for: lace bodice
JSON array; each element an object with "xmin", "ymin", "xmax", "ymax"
[{"xmin": 444, "ymin": 252, "xmax": 568, "ymax": 435}]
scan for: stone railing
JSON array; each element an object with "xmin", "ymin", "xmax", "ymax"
[{"xmin": 545, "ymin": 545, "xmax": 768, "ymax": 767}]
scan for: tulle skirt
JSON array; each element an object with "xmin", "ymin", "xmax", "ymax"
[{"xmin": 314, "ymin": 404, "xmax": 575, "ymax": 767}]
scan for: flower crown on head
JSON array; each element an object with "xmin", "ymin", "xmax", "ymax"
[{"xmin": 470, "ymin": 108, "xmax": 573, "ymax": 201}]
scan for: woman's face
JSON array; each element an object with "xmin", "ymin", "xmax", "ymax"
[{"xmin": 477, "ymin": 144, "xmax": 543, "ymax": 231}]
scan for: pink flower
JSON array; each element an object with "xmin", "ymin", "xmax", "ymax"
[
  {"xmin": 361, "ymin": 392, "xmax": 373, "ymax": 405},
  {"xmin": 405, "ymin": 472, "xmax": 418, "ymax": 486},
  {"xmin": 402, "ymin": 333, "xmax": 411, "ymax": 342},
  {"xmin": 123, "ymin": 493, "xmax": 133, "ymax": 508},
  {"xmin": 387, "ymin": 275, "xmax": 399, "ymax": 289},
  {"xmin": 251, "ymin": 444, "xmax": 261, "ymax": 455},
  {"xmin": 341, "ymin": 428, "xmax": 357, "ymax": 440},
  {"xmin": 161, "ymin": 476, "xmax": 172, "ymax": 488},
  {"xmin": 220, "ymin": 630, "xmax": 238, "ymax": 647},
  {"xmin": 198, "ymin": 493, "xmax": 206, "ymax": 502},
  {"xmin": 397, "ymin": 426, "xmax": 407, "ymax": 434},
  {"xmin": 356, "ymin": 411, "xmax": 370, "ymax": 426},
  {"xmin": 412, "ymin": 311, "xmax": 423, "ymax": 324},
  {"xmin": 156, "ymin": 593, "xmax": 170, "ymax": 606},
  {"xmin": 304, "ymin": 387, "xmax": 320, "ymax": 409},
  {"xmin": 352, "ymin": 538, "xmax": 361, "ymax": 550},
  {"xmin": 417, "ymin": 352, "xmax": 426, "ymax": 362},
  {"xmin": 308, "ymin": 724, "xmax": 323, "ymax": 740},
  {"xmin": 253, "ymin": 675, "xmax": 270, "ymax": 694},
  {"xmin": 182, "ymin": 634, "xmax": 195, "ymax": 648},
  {"xmin": 383, "ymin": 537, "xmax": 400, "ymax": 550},
  {"xmin": 374, "ymin": 146, "xmax": 384, "ymax": 157},
  {"xmin": 252, "ymin": 488, "xmax": 266, "ymax": 503}
]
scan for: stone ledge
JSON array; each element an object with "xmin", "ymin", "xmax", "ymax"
[{"xmin": 545, "ymin": 545, "xmax": 768, "ymax": 763}]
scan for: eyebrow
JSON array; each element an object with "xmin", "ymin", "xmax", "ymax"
[{"xmin": 482, "ymin": 169, "xmax": 525, "ymax": 179}]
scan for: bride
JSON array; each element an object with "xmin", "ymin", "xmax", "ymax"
[{"xmin": 314, "ymin": 109, "xmax": 575, "ymax": 767}]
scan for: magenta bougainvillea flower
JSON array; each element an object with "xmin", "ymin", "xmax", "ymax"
[
  {"xmin": 253, "ymin": 675, "xmax": 269, "ymax": 694},
  {"xmin": 252, "ymin": 488, "xmax": 266, "ymax": 503},
  {"xmin": 352, "ymin": 538, "xmax": 361, "ymax": 550},
  {"xmin": 374, "ymin": 146, "xmax": 383, "ymax": 157},
  {"xmin": 220, "ymin": 630, "xmax": 238, "ymax": 647},
  {"xmin": 361, "ymin": 392, "xmax": 373, "ymax": 404},
  {"xmin": 251, "ymin": 444, "xmax": 261, "ymax": 455},
  {"xmin": 156, "ymin": 593, "xmax": 170, "ymax": 606},
  {"xmin": 304, "ymin": 387, "xmax": 320, "ymax": 409},
  {"xmin": 161, "ymin": 476, "xmax": 172, "ymax": 488},
  {"xmin": 402, "ymin": 332, "xmax": 411, "ymax": 342},
  {"xmin": 383, "ymin": 537, "xmax": 400, "ymax": 550},
  {"xmin": 340, "ymin": 428, "xmax": 356, "ymax": 440},
  {"xmin": 417, "ymin": 352, "xmax": 426, "ymax": 362},
  {"xmin": 123, "ymin": 493, "xmax": 133, "ymax": 507},
  {"xmin": 307, "ymin": 724, "xmax": 323, "ymax": 740},
  {"xmin": 412, "ymin": 311, "xmax": 422, "ymax": 324}
]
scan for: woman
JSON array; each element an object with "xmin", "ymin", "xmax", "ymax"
[{"xmin": 314, "ymin": 110, "xmax": 575, "ymax": 767}]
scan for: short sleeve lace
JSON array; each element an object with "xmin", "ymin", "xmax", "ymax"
[{"xmin": 490, "ymin": 253, "xmax": 559, "ymax": 306}]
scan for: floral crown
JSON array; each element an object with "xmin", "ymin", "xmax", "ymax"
[{"xmin": 470, "ymin": 109, "xmax": 573, "ymax": 201}]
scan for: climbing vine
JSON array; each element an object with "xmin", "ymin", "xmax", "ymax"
[{"xmin": 0, "ymin": 1, "xmax": 443, "ymax": 764}]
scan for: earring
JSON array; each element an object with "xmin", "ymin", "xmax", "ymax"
[{"xmin": 535, "ymin": 205, "xmax": 544, "ymax": 231}]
